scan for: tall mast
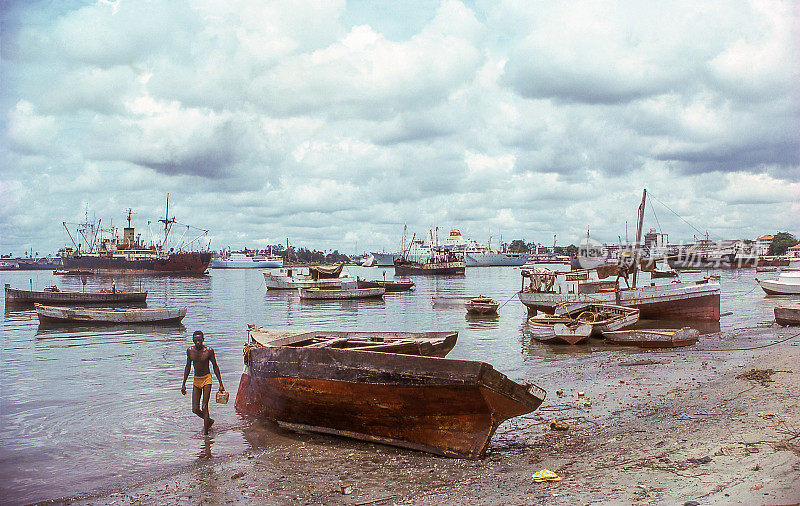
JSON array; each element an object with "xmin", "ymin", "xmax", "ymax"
[
  {"xmin": 631, "ymin": 189, "xmax": 647, "ymax": 288},
  {"xmin": 158, "ymin": 193, "xmax": 176, "ymax": 249}
]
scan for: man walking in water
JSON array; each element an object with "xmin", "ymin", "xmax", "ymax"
[{"xmin": 181, "ymin": 330, "xmax": 225, "ymax": 433}]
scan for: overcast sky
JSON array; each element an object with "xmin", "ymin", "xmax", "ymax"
[{"xmin": 1, "ymin": 0, "xmax": 798, "ymax": 256}]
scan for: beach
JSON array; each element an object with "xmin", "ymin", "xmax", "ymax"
[{"xmin": 69, "ymin": 324, "xmax": 800, "ymax": 505}]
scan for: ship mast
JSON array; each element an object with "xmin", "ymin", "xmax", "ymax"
[
  {"xmin": 631, "ymin": 189, "xmax": 647, "ymax": 288},
  {"xmin": 158, "ymin": 193, "xmax": 176, "ymax": 250}
]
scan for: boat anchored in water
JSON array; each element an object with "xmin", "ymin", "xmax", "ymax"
[
  {"xmin": 264, "ymin": 263, "xmax": 357, "ymax": 290},
  {"xmin": 298, "ymin": 286, "xmax": 385, "ymax": 300},
  {"xmin": 5, "ymin": 283, "xmax": 147, "ymax": 306},
  {"xmin": 210, "ymin": 252, "xmax": 283, "ymax": 269},
  {"xmin": 35, "ymin": 304, "xmax": 186, "ymax": 325},
  {"xmin": 756, "ymin": 271, "xmax": 800, "ymax": 295}
]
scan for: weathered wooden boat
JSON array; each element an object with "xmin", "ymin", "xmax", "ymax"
[
  {"xmin": 298, "ymin": 286, "xmax": 385, "ymax": 300},
  {"xmin": 519, "ymin": 191, "xmax": 721, "ymax": 321},
  {"xmin": 5, "ymin": 283, "xmax": 147, "ymax": 306},
  {"xmin": 551, "ymin": 321, "xmax": 594, "ymax": 344},
  {"xmin": 528, "ymin": 303, "xmax": 638, "ymax": 344},
  {"xmin": 264, "ymin": 264, "xmax": 357, "ymax": 290},
  {"xmin": 356, "ymin": 277, "xmax": 415, "ymax": 291},
  {"xmin": 235, "ymin": 328, "xmax": 546, "ymax": 459},
  {"xmin": 755, "ymin": 266, "xmax": 778, "ymax": 273},
  {"xmin": 246, "ymin": 326, "xmax": 458, "ymax": 357},
  {"xmin": 35, "ymin": 304, "xmax": 186, "ymax": 325},
  {"xmin": 602, "ymin": 327, "xmax": 700, "ymax": 348},
  {"xmin": 465, "ymin": 296, "xmax": 499, "ymax": 315},
  {"xmin": 756, "ymin": 271, "xmax": 800, "ymax": 295},
  {"xmin": 774, "ymin": 305, "xmax": 800, "ymax": 326}
]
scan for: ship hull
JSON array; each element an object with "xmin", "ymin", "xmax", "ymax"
[
  {"xmin": 464, "ymin": 252, "xmax": 527, "ymax": 267},
  {"xmin": 62, "ymin": 252, "xmax": 211, "ymax": 274},
  {"xmin": 394, "ymin": 261, "xmax": 465, "ymax": 275}
]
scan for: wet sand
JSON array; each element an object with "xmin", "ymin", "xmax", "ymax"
[{"xmin": 69, "ymin": 325, "xmax": 800, "ymax": 505}]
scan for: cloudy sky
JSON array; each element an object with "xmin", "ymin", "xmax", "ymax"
[{"xmin": 1, "ymin": 0, "xmax": 798, "ymax": 256}]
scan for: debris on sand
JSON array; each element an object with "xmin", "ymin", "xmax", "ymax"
[
  {"xmin": 550, "ymin": 419, "xmax": 570, "ymax": 431},
  {"xmin": 620, "ymin": 358, "xmax": 664, "ymax": 366},
  {"xmin": 736, "ymin": 369, "xmax": 778, "ymax": 385}
]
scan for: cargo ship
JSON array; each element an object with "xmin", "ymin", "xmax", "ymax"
[{"xmin": 61, "ymin": 197, "xmax": 211, "ymax": 274}]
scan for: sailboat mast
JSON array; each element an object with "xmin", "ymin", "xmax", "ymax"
[{"xmin": 632, "ymin": 189, "xmax": 647, "ymax": 288}]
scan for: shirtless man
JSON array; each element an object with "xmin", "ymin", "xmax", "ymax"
[{"xmin": 181, "ymin": 330, "xmax": 225, "ymax": 433}]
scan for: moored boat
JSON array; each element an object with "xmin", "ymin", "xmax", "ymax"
[
  {"xmin": 756, "ymin": 271, "xmax": 800, "ymax": 295},
  {"xmin": 602, "ymin": 327, "xmax": 700, "ymax": 348},
  {"xmin": 757, "ymin": 256, "xmax": 791, "ymax": 267},
  {"xmin": 5, "ymin": 283, "xmax": 147, "ymax": 306},
  {"xmin": 394, "ymin": 248, "xmax": 465, "ymax": 275},
  {"xmin": 356, "ymin": 277, "xmax": 415, "ymax": 291},
  {"xmin": 650, "ymin": 268, "xmax": 678, "ymax": 278},
  {"xmin": 465, "ymin": 296, "xmax": 499, "ymax": 315},
  {"xmin": 246, "ymin": 326, "xmax": 458, "ymax": 357},
  {"xmin": 235, "ymin": 328, "xmax": 546, "ymax": 459},
  {"xmin": 210, "ymin": 252, "xmax": 283, "ymax": 269},
  {"xmin": 35, "ymin": 304, "xmax": 186, "ymax": 325},
  {"xmin": 774, "ymin": 305, "xmax": 800, "ymax": 326},
  {"xmin": 298, "ymin": 286, "xmax": 385, "ymax": 300},
  {"xmin": 264, "ymin": 264, "xmax": 357, "ymax": 290}
]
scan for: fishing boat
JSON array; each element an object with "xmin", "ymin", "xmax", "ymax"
[
  {"xmin": 246, "ymin": 326, "xmax": 458, "ymax": 357},
  {"xmin": 235, "ymin": 327, "xmax": 546, "ymax": 459},
  {"xmin": 602, "ymin": 327, "xmax": 700, "ymax": 348},
  {"xmin": 5, "ymin": 283, "xmax": 147, "ymax": 306},
  {"xmin": 775, "ymin": 305, "xmax": 800, "ymax": 326},
  {"xmin": 35, "ymin": 304, "xmax": 186, "ymax": 325},
  {"xmin": 756, "ymin": 271, "xmax": 800, "ymax": 295},
  {"xmin": 61, "ymin": 199, "xmax": 211, "ymax": 274},
  {"xmin": 650, "ymin": 268, "xmax": 678, "ymax": 278},
  {"xmin": 263, "ymin": 264, "xmax": 357, "ymax": 290},
  {"xmin": 528, "ymin": 303, "xmax": 639, "ymax": 344},
  {"xmin": 298, "ymin": 286, "xmax": 385, "ymax": 300},
  {"xmin": 394, "ymin": 248, "xmax": 465, "ymax": 275},
  {"xmin": 356, "ymin": 277, "xmax": 415, "ymax": 291},
  {"xmin": 210, "ymin": 252, "xmax": 283, "ymax": 269},
  {"xmin": 465, "ymin": 296, "xmax": 499, "ymax": 315},
  {"xmin": 755, "ymin": 266, "xmax": 778, "ymax": 273},
  {"xmin": 519, "ymin": 190, "xmax": 722, "ymax": 321}
]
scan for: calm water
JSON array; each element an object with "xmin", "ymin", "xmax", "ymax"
[{"xmin": 0, "ymin": 265, "xmax": 791, "ymax": 503}]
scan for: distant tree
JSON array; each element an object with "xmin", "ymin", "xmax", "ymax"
[
  {"xmin": 508, "ymin": 240, "xmax": 529, "ymax": 253},
  {"xmin": 565, "ymin": 244, "xmax": 578, "ymax": 257},
  {"xmin": 768, "ymin": 232, "xmax": 798, "ymax": 256}
]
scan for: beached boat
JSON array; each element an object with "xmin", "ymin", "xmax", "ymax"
[
  {"xmin": 5, "ymin": 283, "xmax": 147, "ymax": 306},
  {"xmin": 756, "ymin": 271, "xmax": 800, "ymax": 295},
  {"xmin": 519, "ymin": 190, "xmax": 722, "ymax": 321},
  {"xmin": 465, "ymin": 296, "xmax": 499, "ymax": 315},
  {"xmin": 298, "ymin": 286, "xmax": 385, "ymax": 300},
  {"xmin": 356, "ymin": 277, "xmax": 415, "ymax": 291},
  {"xmin": 602, "ymin": 327, "xmax": 700, "ymax": 348},
  {"xmin": 246, "ymin": 326, "xmax": 458, "ymax": 357},
  {"xmin": 235, "ymin": 328, "xmax": 546, "ymax": 459},
  {"xmin": 35, "ymin": 304, "xmax": 186, "ymax": 325},
  {"xmin": 775, "ymin": 305, "xmax": 800, "ymax": 326},
  {"xmin": 264, "ymin": 264, "xmax": 357, "ymax": 290},
  {"xmin": 528, "ymin": 303, "xmax": 639, "ymax": 344}
]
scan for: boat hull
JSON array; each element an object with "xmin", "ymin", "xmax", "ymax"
[
  {"xmin": 235, "ymin": 346, "xmax": 545, "ymax": 459},
  {"xmin": 210, "ymin": 259, "xmax": 283, "ymax": 268},
  {"xmin": 602, "ymin": 328, "xmax": 699, "ymax": 348},
  {"xmin": 264, "ymin": 272, "xmax": 357, "ymax": 290},
  {"xmin": 62, "ymin": 252, "xmax": 211, "ymax": 274},
  {"xmin": 757, "ymin": 279, "xmax": 800, "ymax": 295},
  {"xmin": 298, "ymin": 287, "xmax": 385, "ymax": 299},
  {"xmin": 464, "ymin": 252, "xmax": 527, "ymax": 267},
  {"xmin": 667, "ymin": 253, "xmax": 756, "ymax": 269},
  {"xmin": 775, "ymin": 305, "xmax": 800, "ymax": 326},
  {"xmin": 5, "ymin": 285, "xmax": 147, "ymax": 306},
  {"xmin": 394, "ymin": 261, "xmax": 466, "ymax": 275},
  {"xmin": 519, "ymin": 282, "xmax": 721, "ymax": 321},
  {"xmin": 35, "ymin": 304, "xmax": 186, "ymax": 325}
]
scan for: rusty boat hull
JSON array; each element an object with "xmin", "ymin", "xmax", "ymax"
[{"xmin": 235, "ymin": 346, "xmax": 545, "ymax": 459}]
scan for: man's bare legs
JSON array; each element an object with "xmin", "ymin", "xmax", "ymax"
[{"xmin": 191, "ymin": 384, "xmax": 214, "ymax": 433}]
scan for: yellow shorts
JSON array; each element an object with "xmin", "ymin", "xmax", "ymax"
[{"xmin": 193, "ymin": 374, "xmax": 212, "ymax": 388}]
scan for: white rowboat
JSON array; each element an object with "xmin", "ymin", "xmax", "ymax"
[{"xmin": 36, "ymin": 304, "xmax": 186, "ymax": 325}]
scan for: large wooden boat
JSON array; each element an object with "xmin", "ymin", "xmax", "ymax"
[
  {"xmin": 264, "ymin": 264, "xmax": 357, "ymax": 290},
  {"xmin": 298, "ymin": 287, "xmax": 385, "ymax": 300},
  {"xmin": 246, "ymin": 326, "xmax": 458, "ymax": 357},
  {"xmin": 5, "ymin": 283, "xmax": 147, "ymax": 306},
  {"xmin": 602, "ymin": 327, "xmax": 700, "ymax": 348},
  {"xmin": 756, "ymin": 271, "xmax": 800, "ymax": 295},
  {"xmin": 35, "ymin": 304, "xmax": 186, "ymax": 325},
  {"xmin": 236, "ymin": 327, "xmax": 545, "ymax": 458},
  {"xmin": 356, "ymin": 277, "xmax": 415, "ymax": 291},
  {"xmin": 774, "ymin": 305, "xmax": 800, "ymax": 326},
  {"xmin": 519, "ymin": 190, "xmax": 721, "ymax": 321}
]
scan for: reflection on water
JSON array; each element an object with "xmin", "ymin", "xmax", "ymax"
[{"xmin": 0, "ymin": 265, "xmax": 788, "ymax": 503}]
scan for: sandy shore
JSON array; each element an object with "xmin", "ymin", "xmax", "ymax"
[{"xmin": 68, "ymin": 325, "xmax": 800, "ymax": 505}]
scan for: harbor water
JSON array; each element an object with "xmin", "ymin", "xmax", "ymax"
[{"xmin": 0, "ymin": 266, "xmax": 792, "ymax": 504}]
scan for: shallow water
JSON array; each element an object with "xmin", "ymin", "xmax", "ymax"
[{"xmin": 0, "ymin": 265, "xmax": 793, "ymax": 503}]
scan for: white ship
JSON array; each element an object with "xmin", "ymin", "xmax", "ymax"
[
  {"xmin": 211, "ymin": 252, "xmax": 283, "ymax": 269},
  {"xmin": 264, "ymin": 264, "xmax": 357, "ymax": 290},
  {"xmin": 372, "ymin": 229, "xmax": 527, "ymax": 267}
]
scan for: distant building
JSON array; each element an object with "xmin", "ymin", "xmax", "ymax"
[
  {"xmin": 643, "ymin": 228, "xmax": 668, "ymax": 256},
  {"xmin": 787, "ymin": 242, "xmax": 800, "ymax": 259},
  {"xmin": 754, "ymin": 234, "xmax": 774, "ymax": 256}
]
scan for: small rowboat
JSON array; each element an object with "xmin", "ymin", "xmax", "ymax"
[
  {"xmin": 298, "ymin": 287, "xmax": 385, "ymax": 300},
  {"xmin": 465, "ymin": 296, "xmax": 499, "ymax": 315},
  {"xmin": 528, "ymin": 303, "xmax": 639, "ymax": 344},
  {"xmin": 5, "ymin": 283, "xmax": 146, "ymax": 306},
  {"xmin": 602, "ymin": 327, "xmax": 699, "ymax": 348},
  {"xmin": 35, "ymin": 304, "xmax": 187, "ymax": 325},
  {"xmin": 775, "ymin": 305, "xmax": 800, "ymax": 326},
  {"xmin": 552, "ymin": 321, "xmax": 594, "ymax": 344},
  {"xmin": 356, "ymin": 277, "xmax": 415, "ymax": 291}
]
